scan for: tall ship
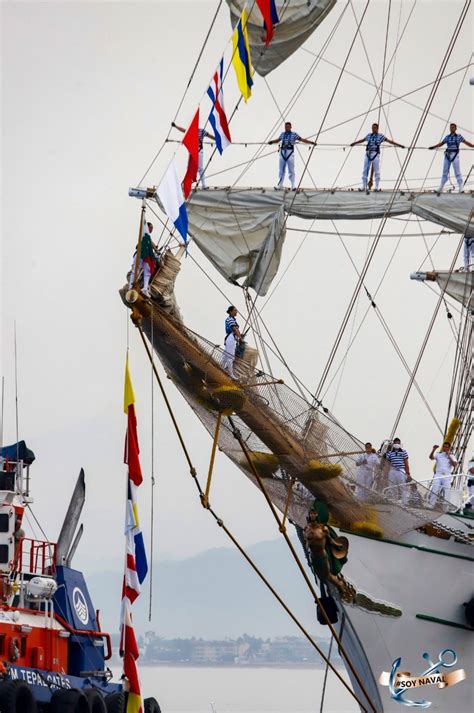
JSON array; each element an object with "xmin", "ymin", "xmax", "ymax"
[{"xmin": 122, "ymin": 1, "xmax": 473, "ymax": 711}]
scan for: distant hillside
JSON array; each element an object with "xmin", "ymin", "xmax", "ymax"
[{"xmin": 87, "ymin": 537, "xmax": 326, "ymax": 639}]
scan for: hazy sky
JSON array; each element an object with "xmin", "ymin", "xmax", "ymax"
[{"xmin": 1, "ymin": 0, "xmax": 472, "ymax": 587}]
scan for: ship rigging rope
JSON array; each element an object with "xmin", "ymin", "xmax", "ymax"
[
  {"xmin": 389, "ymin": 230, "xmax": 468, "ymax": 437},
  {"xmin": 345, "ymin": 0, "xmax": 410, "ymax": 193},
  {"xmin": 232, "ymin": 28, "xmax": 449, "ymax": 433},
  {"xmin": 205, "ymin": 0, "xmax": 351, "ymax": 188},
  {"xmin": 137, "ymin": 0, "xmax": 224, "ymax": 186},
  {"xmin": 445, "ymin": 298, "xmax": 472, "ymax": 448},
  {"xmin": 319, "ymin": 635, "xmax": 334, "ymax": 713},
  {"xmin": 226, "ymin": 0, "xmax": 419, "ymax": 305},
  {"xmin": 386, "ymin": 50, "xmax": 473, "ymax": 436},
  {"xmin": 248, "ymin": 86, "xmax": 442, "ymax": 434},
  {"xmin": 312, "ymin": 0, "xmax": 472, "ymax": 404},
  {"xmin": 328, "ymin": 220, "xmax": 444, "ymax": 432},
  {"xmin": 148, "ymin": 310, "xmax": 156, "ymax": 622},
  {"xmin": 378, "ymin": 0, "xmax": 391, "ymax": 126},
  {"xmin": 135, "ymin": 323, "xmax": 376, "ymax": 713}
]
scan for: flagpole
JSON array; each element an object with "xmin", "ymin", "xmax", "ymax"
[{"xmin": 132, "ymin": 200, "xmax": 146, "ymax": 288}]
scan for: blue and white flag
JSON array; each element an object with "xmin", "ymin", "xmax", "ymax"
[
  {"xmin": 156, "ymin": 161, "xmax": 188, "ymax": 243},
  {"xmin": 207, "ymin": 59, "xmax": 232, "ymax": 155}
]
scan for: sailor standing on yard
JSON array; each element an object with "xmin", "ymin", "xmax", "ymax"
[
  {"xmin": 172, "ymin": 122, "xmax": 215, "ymax": 189},
  {"xmin": 385, "ymin": 437, "xmax": 411, "ymax": 505},
  {"xmin": 221, "ymin": 306, "xmax": 242, "ymax": 379},
  {"xmin": 350, "ymin": 123, "xmax": 404, "ymax": 192},
  {"xmin": 429, "ymin": 123, "xmax": 474, "ymax": 193},
  {"xmin": 268, "ymin": 122, "xmax": 316, "ymax": 190},
  {"xmin": 428, "ymin": 442, "xmax": 457, "ymax": 505}
]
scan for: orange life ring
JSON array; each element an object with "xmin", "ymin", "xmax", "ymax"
[{"xmin": 8, "ymin": 637, "xmax": 20, "ymax": 663}]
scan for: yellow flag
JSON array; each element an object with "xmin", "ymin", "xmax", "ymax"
[
  {"xmin": 124, "ymin": 353, "xmax": 135, "ymax": 413},
  {"xmin": 232, "ymin": 9, "xmax": 254, "ymax": 102}
]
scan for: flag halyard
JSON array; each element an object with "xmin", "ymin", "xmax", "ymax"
[{"xmin": 121, "ymin": 355, "xmax": 148, "ymax": 713}]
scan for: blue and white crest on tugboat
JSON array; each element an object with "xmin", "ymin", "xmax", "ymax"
[
  {"xmin": 53, "ymin": 566, "xmax": 98, "ymax": 632},
  {"xmin": 72, "ymin": 586, "xmax": 89, "ymax": 626}
]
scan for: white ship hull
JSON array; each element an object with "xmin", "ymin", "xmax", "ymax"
[{"xmin": 339, "ymin": 519, "xmax": 473, "ymax": 712}]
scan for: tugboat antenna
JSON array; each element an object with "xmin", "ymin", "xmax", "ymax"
[
  {"xmin": 0, "ymin": 375, "xmax": 4, "ymax": 449},
  {"xmin": 14, "ymin": 321, "xmax": 19, "ymax": 461}
]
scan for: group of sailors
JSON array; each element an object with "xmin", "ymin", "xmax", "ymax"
[
  {"xmin": 216, "ymin": 307, "xmax": 474, "ymax": 512},
  {"xmin": 355, "ymin": 438, "xmax": 474, "ymax": 510},
  {"xmin": 171, "ymin": 119, "xmax": 473, "ymax": 194}
]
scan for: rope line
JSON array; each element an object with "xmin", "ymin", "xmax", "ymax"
[
  {"xmin": 313, "ymin": 0, "xmax": 472, "ymax": 404},
  {"xmin": 134, "ymin": 322, "xmax": 372, "ymax": 713},
  {"xmin": 389, "ymin": 229, "xmax": 468, "ymax": 437},
  {"xmin": 137, "ymin": 0, "xmax": 224, "ymax": 186}
]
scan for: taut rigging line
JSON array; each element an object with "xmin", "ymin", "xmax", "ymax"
[
  {"xmin": 134, "ymin": 322, "xmax": 376, "ymax": 713},
  {"xmin": 389, "ymin": 229, "xmax": 468, "ymax": 438},
  {"xmin": 313, "ymin": 0, "xmax": 472, "ymax": 404}
]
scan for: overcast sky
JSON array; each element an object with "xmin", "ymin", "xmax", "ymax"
[{"xmin": 1, "ymin": 0, "xmax": 472, "ymax": 588}]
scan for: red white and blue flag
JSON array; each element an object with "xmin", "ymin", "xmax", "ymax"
[
  {"xmin": 206, "ymin": 59, "xmax": 231, "ymax": 155},
  {"xmin": 256, "ymin": 0, "xmax": 279, "ymax": 47},
  {"xmin": 120, "ymin": 355, "xmax": 148, "ymax": 713}
]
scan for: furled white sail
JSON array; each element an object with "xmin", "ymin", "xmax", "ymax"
[
  {"xmin": 226, "ymin": 0, "xmax": 336, "ymax": 76},
  {"xmin": 411, "ymin": 270, "xmax": 474, "ymax": 309},
  {"xmin": 186, "ymin": 189, "xmax": 473, "ymax": 295}
]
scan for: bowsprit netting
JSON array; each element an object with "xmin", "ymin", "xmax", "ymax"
[{"xmin": 121, "ymin": 262, "xmax": 456, "ymax": 540}]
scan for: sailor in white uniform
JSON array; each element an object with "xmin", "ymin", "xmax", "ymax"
[
  {"xmin": 385, "ymin": 438, "xmax": 411, "ymax": 505},
  {"xmin": 268, "ymin": 122, "xmax": 316, "ymax": 190},
  {"xmin": 465, "ymin": 454, "xmax": 474, "ymax": 511},
  {"xmin": 428, "ymin": 442, "xmax": 457, "ymax": 505},
  {"xmin": 429, "ymin": 123, "xmax": 474, "ymax": 193},
  {"xmin": 350, "ymin": 123, "xmax": 405, "ymax": 192},
  {"xmin": 221, "ymin": 305, "xmax": 242, "ymax": 379},
  {"xmin": 355, "ymin": 442, "xmax": 379, "ymax": 500},
  {"xmin": 172, "ymin": 122, "xmax": 215, "ymax": 189}
]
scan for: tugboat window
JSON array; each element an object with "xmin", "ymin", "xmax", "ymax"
[
  {"xmin": 0, "ymin": 514, "xmax": 9, "ymax": 533},
  {"xmin": 0, "ymin": 544, "xmax": 9, "ymax": 563}
]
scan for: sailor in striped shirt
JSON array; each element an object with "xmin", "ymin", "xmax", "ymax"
[
  {"xmin": 172, "ymin": 122, "xmax": 216, "ymax": 189},
  {"xmin": 220, "ymin": 305, "xmax": 242, "ymax": 378},
  {"xmin": 268, "ymin": 122, "xmax": 316, "ymax": 190},
  {"xmin": 351, "ymin": 123, "xmax": 404, "ymax": 192},
  {"xmin": 385, "ymin": 437, "xmax": 411, "ymax": 505},
  {"xmin": 429, "ymin": 122, "xmax": 474, "ymax": 193}
]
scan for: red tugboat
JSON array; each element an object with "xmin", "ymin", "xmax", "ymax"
[{"xmin": 0, "ymin": 441, "xmax": 160, "ymax": 713}]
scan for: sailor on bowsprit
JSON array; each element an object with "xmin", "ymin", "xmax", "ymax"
[
  {"xmin": 429, "ymin": 122, "xmax": 474, "ymax": 193},
  {"xmin": 221, "ymin": 305, "xmax": 242, "ymax": 378},
  {"xmin": 268, "ymin": 122, "xmax": 316, "ymax": 190},
  {"xmin": 351, "ymin": 123, "xmax": 405, "ymax": 192}
]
